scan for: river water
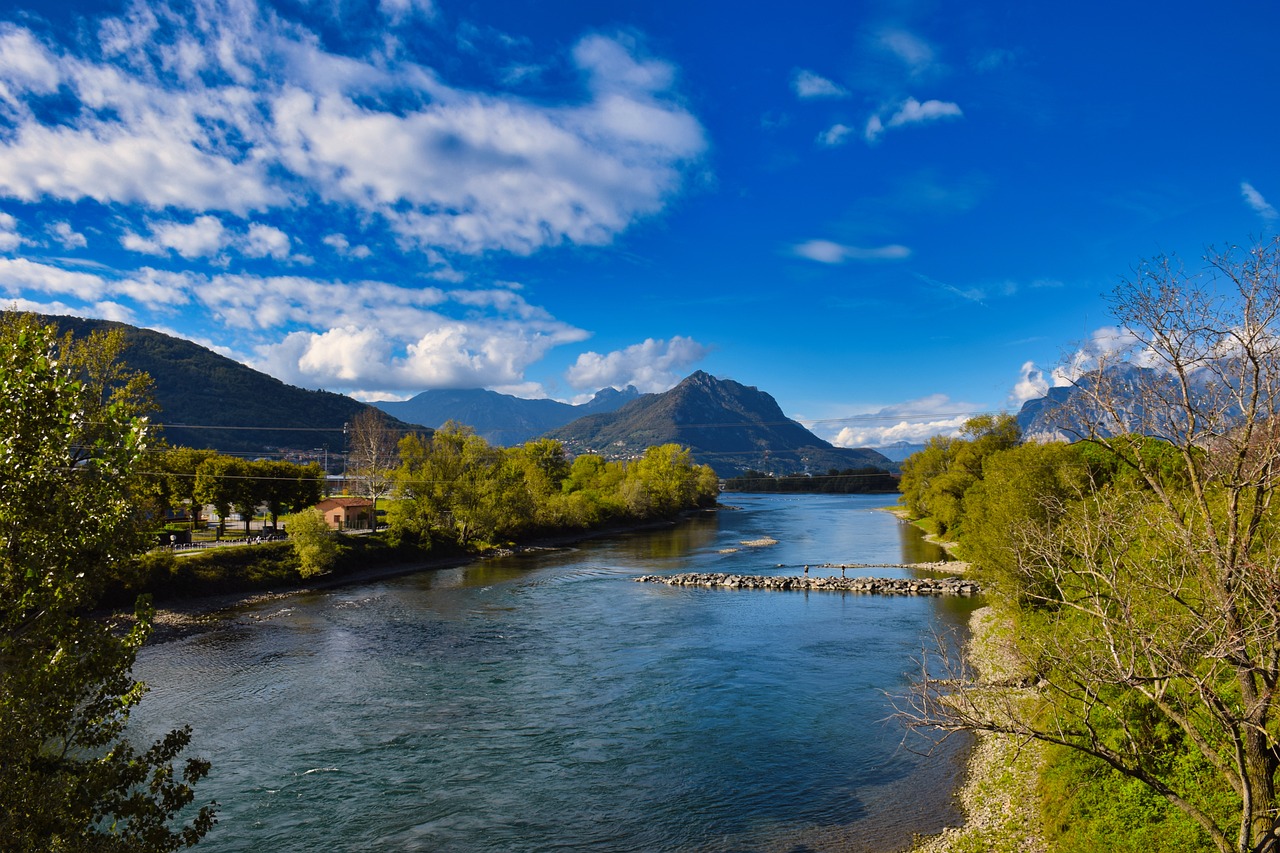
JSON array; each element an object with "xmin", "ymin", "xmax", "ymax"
[{"xmin": 132, "ymin": 493, "xmax": 979, "ymax": 852}]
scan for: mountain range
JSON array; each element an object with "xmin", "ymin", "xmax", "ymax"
[
  {"xmin": 372, "ymin": 385, "xmax": 639, "ymax": 447},
  {"xmin": 31, "ymin": 314, "xmax": 894, "ymax": 478}
]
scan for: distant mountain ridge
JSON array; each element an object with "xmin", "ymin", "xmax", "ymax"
[
  {"xmin": 544, "ymin": 371, "xmax": 893, "ymax": 477},
  {"xmin": 372, "ymin": 385, "xmax": 639, "ymax": 447},
  {"xmin": 39, "ymin": 315, "xmax": 419, "ymax": 454}
]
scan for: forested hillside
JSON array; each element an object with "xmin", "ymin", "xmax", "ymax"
[{"xmin": 41, "ymin": 315, "xmax": 421, "ymax": 453}]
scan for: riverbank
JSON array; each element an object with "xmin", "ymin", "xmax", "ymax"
[
  {"xmin": 144, "ymin": 509, "xmax": 718, "ymax": 641},
  {"xmin": 909, "ymin": 604, "xmax": 1047, "ymax": 853}
]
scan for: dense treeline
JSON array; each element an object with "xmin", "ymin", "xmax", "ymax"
[
  {"xmin": 723, "ymin": 467, "xmax": 898, "ymax": 493},
  {"xmin": 150, "ymin": 448, "xmax": 324, "ymax": 537},
  {"xmin": 388, "ymin": 422, "xmax": 720, "ymax": 549},
  {"xmin": 901, "ymin": 421, "xmax": 1230, "ymax": 851},
  {"xmin": 899, "ymin": 241, "xmax": 1280, "ymax": 853}
]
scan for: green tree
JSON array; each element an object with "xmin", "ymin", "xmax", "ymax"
[
  {"xmin": 252, "ymin": 460, "xmax": 323, "ymax": 531},
  {"xmin": 194, "ymin": 455, "xmax": 247, "ymax": 540},
  {"xmin": 284, "ymin": 507, "xmax": 340, "ymax": 578},
  {"xmin": 0, "ymin": 313, "xmax": 214, "ymax": 850},
  {"xmin": 157, "ymin": 448, "xmax": 216, "ymax": 530}
]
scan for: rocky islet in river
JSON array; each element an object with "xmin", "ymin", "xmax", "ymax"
[{"xmin": 635, "ymin": 570, "xmax": 980, "ymax": 596}]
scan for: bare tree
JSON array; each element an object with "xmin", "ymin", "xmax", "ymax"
[
  {"xmin": 346, "ymin": 408, "xmax": 400, "ymax": 525},
  {"xmin": 903, "ymin": 239, "xmax": 1280, "ymax": 853}
]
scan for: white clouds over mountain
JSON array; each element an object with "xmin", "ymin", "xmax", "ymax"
[
  {"xmin": 566, "ymin": 336, "xmax": 711, "ymax": 393},
  {"xmin": 0, "ymin": 1, "xmax": 710, "ymax": 396}
]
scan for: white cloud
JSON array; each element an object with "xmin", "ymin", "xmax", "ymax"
[
  {"xmin": 323, "ymin": 233, "xmax": 372, "ymax": 259},
  {"xmin": 48, "ymin": 221, "xmax": 87, "ymax": 249},
  {"xmin": 122, "ymin": 215, "xmax": 229, "ymax": 259},
  {"xmin": 379, "ymin": 0, "xmax": 435, "ymax": 24},
  {"xmin": 865, "ymin": 97, "xmax": 963, "ymax": 143},
  {"xmin": 243, "ymin": 223, "xmax": 291, "ymax": 260},
  {"xmin": 792, "ymin": 69, "xmax": 848, "ymax": 99},
  {"xmin": 1242, "ymin": 182, "xmax": 1278, "ymax": 220},
  {"xmin": 792, "ymin": 239, "xmax": 911, "ymax": 263},
  {"xmin": 3, "ymin": 297, "xmax": 134, "ymax": 323},
  {"xmin": 817, "ymin": 123, "xmax": 853, "ymax": 147},
  {"xmin": 824, "ymin": 394, "xmax": 984, "ymax": 447},
  {"xmin": 0, "ymin": 26, "xmax": 61, "ymax": 104},
  {"xmin": 566, "ymin": 336, "xmax": 710, "ymax": 392},
  {"xmin": 878, "ymin": 29, "xmax": 936, "ymax": 77},
  {"xmin": 1051, "ymin": 325, "xmax": 1141, "ymax": 385},
  {"xmin": 0, "ymin": 7, "xmax": 705, "ymax": 257},
  {"xmin": 0, "ymin": 256, "xmax": 108, "ymax": 299},
  {"xmin": 1011, "ymin": 360, "xmax": 1049, "ymax": 404},
  {"xmin": 0, "ymin": 211, "xmax": 25, "ymax": 251}
]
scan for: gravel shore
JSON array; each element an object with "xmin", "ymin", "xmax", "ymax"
[{"xmin": 909, "ymin": 604, "xmax": 1048, "ymax": 853}]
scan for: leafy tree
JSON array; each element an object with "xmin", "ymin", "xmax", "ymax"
[
  {"xmin": 157, "ymin": 448, "xmax": 216, "ymax": 530},
  {"xmin": 193, "ymin": 455, "xmax": 247, "ymax": 540},
  {"xmin": 283, "ymin": 507, "xmax": 340, "ymax": 578},
  {"xmin": 0, "ymin": 313, "xmax": 214, "ymax": 850},
  {"xmin": 252, "ymin": 459, "xmax": 323, "ymax": 531},
  {"xmin": 904, "ymin": 239, "xmax": 1280, "ymax": 853},
  {"xmin": 898, "ymin": 413, "xmax": 1020, "ymax": 536}
]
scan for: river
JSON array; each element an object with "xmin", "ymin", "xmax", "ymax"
[{"xmin": 132, "ymin": 493, "xmax": 979, "ymax": 852}]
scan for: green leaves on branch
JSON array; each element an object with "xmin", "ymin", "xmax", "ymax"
[{"xmin": 0, "ymin": 312, "xmax": 214, "ymax": 851}]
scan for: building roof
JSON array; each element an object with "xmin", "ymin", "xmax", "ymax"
[{"xmin": 315, "ymin": 497, "xmax": 374, "ymax": 510}]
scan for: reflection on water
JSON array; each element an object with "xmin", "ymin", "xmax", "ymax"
[{"xmin": 133, "ymin": 494, "xmax": 975, "ymax": 853}]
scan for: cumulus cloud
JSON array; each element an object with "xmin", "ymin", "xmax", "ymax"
[
  {"xmin": 48, "ymin": 220, "xmax": 87, "ymax": 249},
  {"xmin": 0, "ymin": 4, "xmax": 706, "ymax": 257},
  {"xmin": 0, "ymin": 211, "xmax": 25, "ymax": 251},
  {"xmin": 1011, "ymin": 360, "xmax": 1049, "ymax": 404},
  {"xmin": 792, "ymin": 239, "xmax": 910, "ymax": 263},
  {"xmin": 565, "ymin": 336, "xmax": 710, "ymax": 392},
  {"xmin": 817, "ymin": 123, "xmax": 853, "ymax": 147},
  {"xmin": 123, "ymin": 216, "xmax": 229, "ymax": 259},
  {"xmin": 1242, "ymin": 182, "xmax": 1278, "ymax": 220},
  {"xmin": 1052, "ymin": 325, "xmax": 1142, "ymax": 385},
  {"xmin": 865, "ymin": 97, "xmax": 962, "ymax": 143},
  {"xmin": 825, "ymin": 394, "xmax": 985, "ymax": 447},
  {"xmin": 243, "ymin": 223, "xmax": 292, "ymax": 260},
  {"xmin": 792, "ymin": 69, "xmax": 848, "ymax": 99},
  {"xmin": 323, "ymin": 233, "xmax": 372, "ymax": 259}
]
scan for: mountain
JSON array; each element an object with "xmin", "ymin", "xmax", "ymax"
[
  {"xmin": 40, "ymin": 315, "xmax": 420, "ymax": 455},
  {"xmin": 873, "ymin": 441, "xmax": 927, "ymax": 462},
  {"xmin": 1016, "ymin": 363, "xmax": 1162, "ymax": 441},
  {"xmin": 543, "ymin": 371, "xmax": 894, "ymax": 477},
  {"xmin": 372, "ymin": 385, "xmax": 639, "ymax": 447}
]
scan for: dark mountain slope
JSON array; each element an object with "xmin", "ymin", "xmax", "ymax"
[{"xmin": 41, "ymin": 315, "xmax": 420, "ymax": 454}]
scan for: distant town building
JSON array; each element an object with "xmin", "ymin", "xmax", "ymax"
[{"xmin": 315, "ymin": 497, "xmax": 374, "ymax": 530}]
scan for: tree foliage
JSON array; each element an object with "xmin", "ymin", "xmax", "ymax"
[
  {"xmin": 390, "ymin": 428, "xmax": 718, "ymax": 549},
  {"xmin": 901, "ymin": 239, "xmax": 1280, "ymax": 853},
  {"xmin": 283, "ymin": 507, "xmax": 341, "ymax": 578},
  {"xmin": 0, "ymin": 312, "xmax": 213, "ymax": 850}
]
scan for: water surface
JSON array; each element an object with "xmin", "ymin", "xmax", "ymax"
[{"xmin": 134, "ymin": 494, "xmax": 976, "ymax": 852}]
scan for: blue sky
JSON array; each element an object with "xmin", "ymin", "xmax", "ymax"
[{"xmin": 1, "ymin": 0, "xmax": 1277, "ymax": 447}]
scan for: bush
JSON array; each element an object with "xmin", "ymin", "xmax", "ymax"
[{"xmin": 284, "ymin": 507, "xmax": 341, "ymax": 578}]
